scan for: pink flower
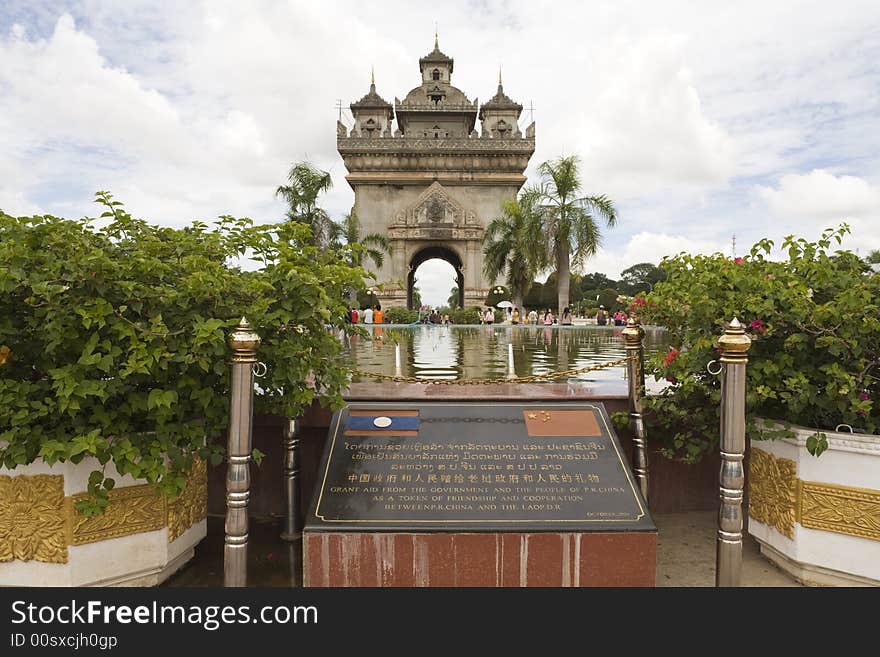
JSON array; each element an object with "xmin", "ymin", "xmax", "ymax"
[
  {"xmin": 860, "ymin": 391, "xmax": 871, "ymax": 402},
  {"xmin": 749, "ymin": 319, "xmax": 766, "ymax": 334},
  {"xmin": 663, "ymin": 348, "xmax": 680, "ymax": 367},
  {"xmin": 665, "ymin": 375, "xmax": 678, "ymax": 384},
  {"xmin": 734, "ymin": 257, "xmax": 744, "ymax": 264},
  {"xmin": 633, "ymin": 296, "xmax": 647, "ymax": 307},
  {"xmin": 765, "ymin": 274, "xmax": 776, "ymax": 280}
]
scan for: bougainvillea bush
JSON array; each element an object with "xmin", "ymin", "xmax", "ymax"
[
  {"xmin": 0, "ymin": 193, "xmax": 365, "ymax": 513},
  {"xmin": 626, "ymin": 225, "xmax": 878, "ymax": 462}
]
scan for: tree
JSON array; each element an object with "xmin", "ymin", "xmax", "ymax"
[
  {"xmin": 447, "ymin": 286, "xmax": 460, "ymax": 309},
  {"xmin": 482, "ymin": 195, "xmax": 546, "ymax": 310},
  {"xmin": 579, "ymin": 272, "xmax": 617, "ymax": 294},
  {"xmin": 618, "ymin": 262, "xmax": 666, "ymax": 295},
  {"xmin": 530, "ymin": 156, "xmax": 617, "ymax": 312},
  {"xmin": 867, "ymin": 249, "xmax": 880, "ymax": 264},
  {"xmin": 275, "ymin": 162, "xmax": 333, "ymax": 248},
  {"xmin": 331, "ymin": 211, "xmax": 390, "ymax": 306}
]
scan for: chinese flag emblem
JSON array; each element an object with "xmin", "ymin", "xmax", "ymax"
[{"xmin": 522, "ymin": 409, "xmax": 602, "ymax": 437}]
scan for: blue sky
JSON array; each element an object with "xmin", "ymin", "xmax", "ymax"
[{"xmin": 2, "ymin": 1, "xmax": 879, "ymax": 305}]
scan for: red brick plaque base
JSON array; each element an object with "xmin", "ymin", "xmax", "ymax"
[{"xmin": 303, "ymin": 531, "xmax": 656, "ymax": 587}]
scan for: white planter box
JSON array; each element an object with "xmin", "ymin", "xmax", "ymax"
[
  {"xmin": 748, "ymin": 423, "xmax": 880, "ymax": 586},
  {"xmin": 0, "ymin": 456, "xmax": 206, "ymax": 586}
]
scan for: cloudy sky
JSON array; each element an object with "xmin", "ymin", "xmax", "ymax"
[{"xmin": 2, "ymin": 1, "xmax": 879, "ymax": 306}]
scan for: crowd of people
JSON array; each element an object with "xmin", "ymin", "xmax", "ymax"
[
  {"xmin": 347, "ymin": 304, "xmax": 384, "ymax": 324},
  {"xmin": 478, "ymin": 305, "xmax": 576, "ymax": 326},
  {"xmin": 348, "ymin": 301, "xmax": 628, "ymax": 327}
]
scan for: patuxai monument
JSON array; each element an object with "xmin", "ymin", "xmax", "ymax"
[{"xmin": 337, "ymin": 36, "xmax": 535, "ymax": 308}]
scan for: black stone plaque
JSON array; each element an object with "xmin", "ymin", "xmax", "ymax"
[{"xmin": 304, "ymin": 401, "xmax": 655, "ymax": 532}]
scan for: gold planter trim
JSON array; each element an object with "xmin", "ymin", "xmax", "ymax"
[
  {"xmin": 749, "ymin": 447, "xmax": 880, "ymax": 543},
  {"xmin": 747, "ymin": 448, "xmax": 798, "ymax": 538},
  {"xmin": 799, "ymin": 481, "xmax": 880, "ymax": 542},
  {"xmin": 0, "ymin": 458, "xmax": 206, "ymax": 565},
  {"xmin": 0, "ymin": 474, "xmax": 68, "ymax": 564}
]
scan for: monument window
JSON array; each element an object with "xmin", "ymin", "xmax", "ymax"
[{"xmin": 432, "ymin": 68, "xmax": 440, "ymax": 80}]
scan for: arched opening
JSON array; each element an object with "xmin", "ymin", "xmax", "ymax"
[
  {"xmin": 407, "ymin": 246, "xmax": 464, "ymax": 310},
  {"xmin": 432, "ymin": 68, "xmax": 440, "ymax": 81}
]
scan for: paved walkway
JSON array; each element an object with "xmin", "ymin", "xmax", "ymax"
[
  {"xmin": 654, "ymin": 511, "xmax": 801, "ymax": 587},
  {"xmin": 165, "ymin": 511, "xmax": 802, "ymax": 587}
]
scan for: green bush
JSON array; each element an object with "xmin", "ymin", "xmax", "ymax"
[
  {"xmin": 627, "ymin": 225, "xmax": 878, "ymax": 462},
  {"xmin": 449, "ymin": 307, "xmax": 483, "ymax": 325},
  {"xmin": 383, "ymin": 307, "xmax": 419, "ymax": 324},
  {"xmin": 0, "ymin": 193, "xmax": 365, "ymax": 513}
]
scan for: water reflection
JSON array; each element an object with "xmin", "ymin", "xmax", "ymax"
[{"xmin": 344, "ymin": 325, "xmax": 669, "ymax": 387}]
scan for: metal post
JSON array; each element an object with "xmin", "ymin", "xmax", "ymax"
[
  {"xmin": 622, "ymin": 317, "xmax": 649, "ymax": 501},
  {"xmin": 395, "ymin": 344, "xmax": 402, "ymax": 377},
  {"xmin": 716, "ymin": 317, "xmax": 752, "ymax": 587},
  {"xmin": 224, "ymin": 317, "xmax": 260, "ymax": 587},
  {"xmin": 281, "ymin": 418, "xmax": 303, "ymax": 541},
  {"xmin": 507, "ymin": 342, "xmax": 515, "ymax": 378}
]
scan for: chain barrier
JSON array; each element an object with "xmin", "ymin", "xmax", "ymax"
[{"xmin": 350, "ymin": 357, "xmax": 628, "ymax": 385}]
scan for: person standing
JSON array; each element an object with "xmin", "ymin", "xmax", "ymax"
[
  {"xmin": 351, "ymin": 307, "xmax": 359, "ymax": 324},
  {"xmin": 543, "ymin": 308, "xmax": 554, "ymax": 325},
  {"xmin": 363, "ymin": 306, "xmax": 374, "ymax": 324},
  {"xmin": 596, "ymin": 305, "xmax": 608, "ymax": 326},
  {"xmin": 484, "ymin": 308, "xmax": 495, "ymax": 325},
  {"xmin": 374, "ymin": 304, "xmax": 384, "ymax": 325},
  {"xmin": 512, "ymin": 307, "xmax": 520, "ymax": 325},
  {"xmin": 561, "ymin": 307, "xmax": 572, "ymax": 325},
  {"xmin": 527, "ymin": 309, "xmax": 538, "ymax": 325}
]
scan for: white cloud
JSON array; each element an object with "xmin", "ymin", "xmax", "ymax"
[
  {"xmin": 2, "ymin": 0, "xmax": 880, "ymax": 301},
  {"xmin": 754, "ymin": 169, "xmax": 880, "ymax": 253},
  {"xmin": 582, "ymin": 232, "xmax": 726, "ymax": 281},
  {"xmin": 756, "ymin": 169, "xmax": 879, "ymax": 219}
]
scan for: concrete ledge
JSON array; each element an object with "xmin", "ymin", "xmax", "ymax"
[{"xmin": 756, "ymin": 539, "xmax": 879, "ymax": 587}]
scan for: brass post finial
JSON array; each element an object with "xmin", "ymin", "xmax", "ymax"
[
  {"xmin": 622, "ymin": 316, "xmax": 645, "ymax": 347},
  {"xmin": 718, "ymin": 317, "xmax": 752, "ymax": 363},
  {"xmin": 229, "ymin": 316, "xmax": 261, "ymax": 362}
]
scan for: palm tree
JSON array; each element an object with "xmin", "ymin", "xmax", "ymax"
[
  {"xmin": 447, "ymin": 286, "xmax": 460, "ymax": 309},
  {"xmin": 275, "ymin": 161, "xmax": 333, "ymax": 247},
  {"xmin": 482, "ymin": 194, "xmax": 546, "ymax": 310},
  {"xmin": 531, "ymin": 155, "xmax": 617, "ymax": 312},
  {"xmin": 331, "ymin": 211, "xmax": 390, "ymax": 306},
  {"xmin": 867, "ymin": 249, "xmax": 880, "ymax": 265}
]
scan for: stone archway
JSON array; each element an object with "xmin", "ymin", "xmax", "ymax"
[{"xmin": 407, "ymin": 246, "xmax": 464, "ymax": 309}]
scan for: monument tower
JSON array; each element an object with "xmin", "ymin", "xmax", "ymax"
[{"xmin": 337, "ymin": 36, "xmax": 535, "ymax": 309}]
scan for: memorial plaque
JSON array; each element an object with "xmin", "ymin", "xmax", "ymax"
[{"xmin": 304, "ymin": 402, "xmax": 655, "ymax": 533}]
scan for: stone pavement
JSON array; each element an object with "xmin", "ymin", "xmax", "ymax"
[
  {"xmin": 654, "ymin": 511, "xmax": 801, "ymax": 587},
  {"xmin": 165, "ymin": 511, "xmax": 802, "ymax": 587}
]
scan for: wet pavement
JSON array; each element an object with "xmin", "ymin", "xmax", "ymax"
[{"xmin": 163, "ymin": 511, "xmax": 802, "ymax": 587}]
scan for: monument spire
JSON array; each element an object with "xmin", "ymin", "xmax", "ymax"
[
  {"xmin": 371, "ymin": 65, "xmax": 375, "ymax": 87},
  {"xmin": 434, "ymin": 22, "xmax": 438, "ymax": 49}
]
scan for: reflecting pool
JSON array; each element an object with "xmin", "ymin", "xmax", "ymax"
[{"xmin": 342, "ymin": 324, "xmax": 670, "ymax": 387}]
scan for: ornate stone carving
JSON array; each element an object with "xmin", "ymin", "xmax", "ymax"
[
  {"xmin": 425, "ymin": 196, "xmax": 446, "ymax": 223},
  {"xmin": 68, "ymin": 484, "xmax": 165, "ymax": 546},
  {"xmin": 167, "ymin": 456, "xmax": 208, "ymax": 542},
  {"xmin": 799, "ymin": 481, "xmax": 880, "ymax": 542},
  {"xmin": 0, "ymin": 474, "xmax": 67, "ymax": 563},
  {"xmin": 748, "ymin": 448, "xmax": 797, "ymax": 538},
  {"xmin": 337, "ymin": 135, "xmax": 535, "ymax": 153}
]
